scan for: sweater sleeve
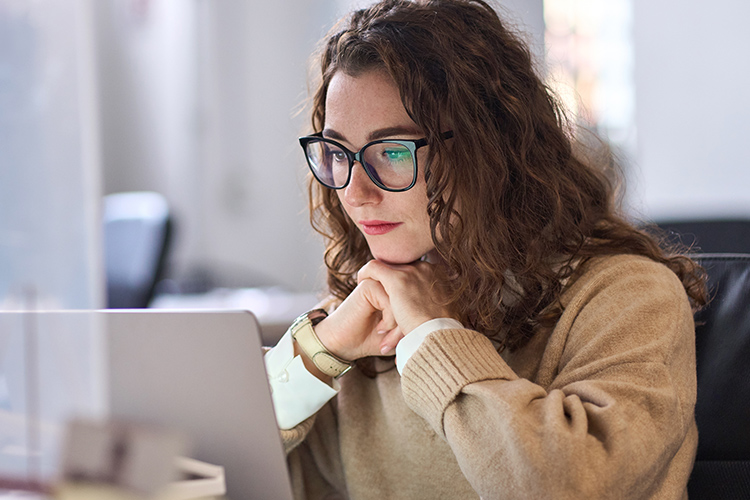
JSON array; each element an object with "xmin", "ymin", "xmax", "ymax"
[
  {"xmin": 400, "ymin": 257, "xmax": 697, "ymax": 500},
  {"xmin": 285, "ymin": 402, "xmax": 349, "ymax": 500}
]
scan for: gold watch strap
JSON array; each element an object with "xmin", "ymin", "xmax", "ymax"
[{"xmin": 291, "ymin": 309, "xmax": 353, "ymax": 379}]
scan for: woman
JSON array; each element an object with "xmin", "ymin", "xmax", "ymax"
[{"xmin": 264, "ymin": 1, "xmax": 706, "ymax": 498}]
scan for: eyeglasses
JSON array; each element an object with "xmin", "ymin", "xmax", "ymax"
[{"xmin": 299, "ymin": 131, "xmax": 453, "ymax": 192}]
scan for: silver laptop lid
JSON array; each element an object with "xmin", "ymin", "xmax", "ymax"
[
  {"xmin": 106, "ymin": 309, "xmax": 293, "ymax": 500},
  {"xmin": 0, "ymin": 310, "xmax": 293, "ymax": 500}
]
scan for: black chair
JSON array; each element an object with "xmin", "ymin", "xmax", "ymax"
[
  {"xmin": 651, "ymin": 219, "xmax": 750, "ymax": 254},
  {"xmin": 104, "ymin": 191, "xmax": 172, "ymax": 308},
  {"xmin": 688, "ymin": 253, "xmax": 750, "ymax": 498}
]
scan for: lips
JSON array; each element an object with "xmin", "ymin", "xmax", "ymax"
[{"xmin": 359, "ymin": 220, "xmax": 403, "ymax": 235}]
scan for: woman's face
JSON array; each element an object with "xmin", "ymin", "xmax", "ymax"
[{"xmin": 324, "ymin": 70, "xmax": 435, "ymax": 264}]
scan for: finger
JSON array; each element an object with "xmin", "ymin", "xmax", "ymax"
[
  {"xmin": 379, "ymin": 327, "xmax": 404, "ymax": 355},
  {"xmin": 376, "ymin": 308, "xmax": 397, "ymax": 334},
  {"xmin": 359, "ymin": 259, "xmax": 433, "ymax": 295},
  {"xmin": 376, "ymin": 321, "xmax": 396, "ymax": 335},
  {"xmin": 383, "ymin": 327, "xmax": 404, "ymax": 345},
  {"xmin": 357, "ymin": 277, "xmax": 391, "ymax": 313},
  {"xmin": 357, "ymin": 259, "xmax": 395, "ymax": 285}
]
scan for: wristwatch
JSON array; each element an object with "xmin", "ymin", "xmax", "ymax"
[{"xmin": 291, "ymin": 309, "xmax": 353, "ymax": 379}]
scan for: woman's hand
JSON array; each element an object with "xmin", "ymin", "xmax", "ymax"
[
  {"xmin": 356, "ymin": 259, "xmax": 455, "ymax": 352},
  {"xmin": 311, "ymin": 259, "xmax": 454, "ymax": 363},
  {"xmin": 312, "ymin": 276, "xmax": 399, "ymax": 361}
]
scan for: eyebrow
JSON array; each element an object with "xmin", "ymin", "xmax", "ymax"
[{"xmin": 323, "ymin": 125, "xmax": 422, "ymax": 144}]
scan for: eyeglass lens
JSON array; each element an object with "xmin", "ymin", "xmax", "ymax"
[{"xmin": 305, "ymin": 140, "xmax": 415, "ymax": 190}]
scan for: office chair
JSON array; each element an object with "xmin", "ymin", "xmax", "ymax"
[
  {"xmin": 104, "ymin": 191, "xmax": 172, "ymax": 308},
  {"xmin": 687, "ymin": 253, "xmax": 750, "ymax": 498},
  {"xmin": 650, "ymin": 219, "xmax": 750, "ymax": 254}
]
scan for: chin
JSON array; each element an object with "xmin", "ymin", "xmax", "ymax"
[
  {"xmin": 373, "ymin": 255, "xmax": 418, "ymax": 265},
  {"xmin": 370, "ymin": 246, "xmax": 432, "ymax": 265}
]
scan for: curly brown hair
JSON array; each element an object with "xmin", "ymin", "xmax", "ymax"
[{"xmin": 306, "ymin": 0, "xmax": 706, "ymax": 354}]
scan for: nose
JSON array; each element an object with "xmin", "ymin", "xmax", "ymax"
[{"xmin": 342, "ymin": 161, "xmax": 383, "ymax": 207}]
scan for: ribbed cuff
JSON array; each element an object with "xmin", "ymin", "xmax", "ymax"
[
  {"xmin": 396, "ymin": 318, "xmax": 464, "ymax": 373},
  {"xmin": 401, "ymin": 328, "xmax": 518, "ymax": 436}
]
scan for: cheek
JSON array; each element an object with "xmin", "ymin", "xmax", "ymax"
[
  {"xmin": 408, "ymin": 181, "xmax": 430, "ymax": 218},
  {"xmin": 335, "ymin": 190, "xmax": 351, "ymax": 216}
]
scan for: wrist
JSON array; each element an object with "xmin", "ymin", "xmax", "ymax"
[
  {"xmin": 401, "ymin": 315, "xmax": 437, "ymax": 336},
  {"xmin": 311, "ymin": 317, "xmax": 348, "ymax": 359},
  {"xmin": 293, "ymin": 340, "xmax": 332, "ymax": 384},
  {"xmin": 291, "ymin": 309, "xmax": 354, "ymax": 379}
]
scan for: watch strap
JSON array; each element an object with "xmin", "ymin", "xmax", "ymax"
[{"xmin": 291, "ymin": 309, "xmax": 353, "ymax": 379}]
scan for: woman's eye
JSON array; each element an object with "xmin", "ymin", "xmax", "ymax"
[
  {"xmin": 384, "ymin": 149, "xmax": 411, "ymax": 162},
  {"xmin": 323, "ymin": 146, "xmax": 347, "ymax": 163}
]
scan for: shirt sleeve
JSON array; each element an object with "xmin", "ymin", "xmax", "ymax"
[
  {"xmin": 395, "ymin": 318, "xmax": 464, "ymax": 374},
  {"xmin": 264, "ymin": 329, "xmax": 339, "ymax": 430}
]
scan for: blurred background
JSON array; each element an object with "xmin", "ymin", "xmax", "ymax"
[{"xmin": 1, "ymin": 0, "xmax": 749, "ymax": 311}]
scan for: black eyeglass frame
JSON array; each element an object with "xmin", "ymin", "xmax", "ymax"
[{"xmin": 299, "ymin": 131, "xmax": 453, "ymax": 192}]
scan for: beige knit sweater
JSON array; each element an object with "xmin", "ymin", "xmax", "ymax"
[{"xmin": 281, "ymin": 254, "xmax": 698, "ymax": 499}]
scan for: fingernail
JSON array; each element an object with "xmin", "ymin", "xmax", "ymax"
[
  {"xmin": 380, "ymin": 344, "xmax": 391, "ymax": 355},
  {"xmin": 377, "ymin": 330, "xmax": 387, "ymax": 335}
]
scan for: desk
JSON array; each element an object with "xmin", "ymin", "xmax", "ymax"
[{"xmin": 150, "ymin": 287, "xmax": 319, "ymax": 345}]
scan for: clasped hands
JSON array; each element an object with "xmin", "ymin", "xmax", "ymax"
[{"xmin": 313, "ymin": 259, "xmax": 453, "ymax": 362}]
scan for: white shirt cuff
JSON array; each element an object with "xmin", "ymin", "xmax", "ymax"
[
  {"xmin": 264, "ymin": 329, "xmax": 339, "ymax": 430},
  {"xmin": 395, "ymin": 318, "xmax": 464, "ymax": 374}
]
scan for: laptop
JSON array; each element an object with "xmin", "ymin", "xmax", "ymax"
[{"xmin": 0, "ymin": 310, "xmax": 294, "ymax": 500}]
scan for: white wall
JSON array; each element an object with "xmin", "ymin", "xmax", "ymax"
[
  {"xmin": 97, "ymin": 0, "xmax": 338, "ymax": 293},
  {"xmin": 498, "ymin": 0, "xmax": 546, "ymax": 63},
  {"xmin": 632, "ymin": 0, "xmax": 750, "ymax": 220},
  {"xmin": 190, "ymin": 0, "xmax": 337, "ymax": 292}
]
